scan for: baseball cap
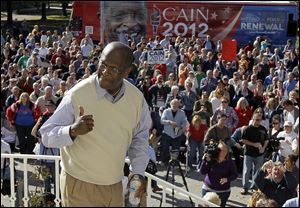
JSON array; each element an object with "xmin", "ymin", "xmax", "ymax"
[{"xmin": 284, "ymin": 121, "xmax": 293, "ymax": 127}]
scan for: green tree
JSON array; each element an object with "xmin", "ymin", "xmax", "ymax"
[
  {"xmin": 6, "ymin": 0, "xmax": 12, "ymax": 25},
  {"xmin": 62, "ymin": 1, "xmax": 68, "ymax": 17},
  {"xmin": 41, "ymin": 2, "xmax": 47, "ymax": 20}
]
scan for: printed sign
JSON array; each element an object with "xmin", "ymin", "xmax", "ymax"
[
  {"xmin": 147, "ymin": 49, "xmax": 165, "ymax": 64},
  {"xmin": 85, "ymin": 26, "xmax": 94, "ymax": 35},
  {"xmin": 221, "ymin": 39, "xmax": 237, "ymax": 61}
]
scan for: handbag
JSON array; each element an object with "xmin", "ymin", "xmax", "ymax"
[{"xmin": 146, "ymin": 160, "xmax": 157, "ymax": 175}]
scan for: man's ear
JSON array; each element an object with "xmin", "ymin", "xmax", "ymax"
[{"xmin": 123, "ymin": 65, "xmax": 132, "ymax": 77}]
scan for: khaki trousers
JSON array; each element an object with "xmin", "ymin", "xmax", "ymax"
[{"xmin": 60, "ymin": 170, "xmax": 124, "ymax": 207}]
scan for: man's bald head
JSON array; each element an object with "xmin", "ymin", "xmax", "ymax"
[{"xmin": 100, "ymin": 42, "xmax": 134, "ymax": 70}]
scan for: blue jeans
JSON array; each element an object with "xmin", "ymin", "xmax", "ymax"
[
  {"xmin": 161, "ymin": 133, "xmax": 183, "ymax": 163},
  {"xmin": 187, "ymin": 137, "xmax": 204, "ymax": 168},
  {"xmin": 242, "ymin": 155, "xmax": 264, "ymax": 190},
  {"xmin": 202, "ymin": 188, "xmax": 230, "ymax": 207}
]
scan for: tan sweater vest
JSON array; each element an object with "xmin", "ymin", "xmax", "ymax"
[{"xmin": 61, "ymin": 75, "xmax": 143, "ymax": 185}]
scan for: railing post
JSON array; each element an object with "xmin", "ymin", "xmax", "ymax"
[
  {"xmin": 146, "ymin": 177, "xmax": 152, "ymax": 206},
  {"xmin": 22, "ymin": 158, "xmax": 29, "ymax": 207},
  {"xmin": 54, "ymin": 158, "xmax": 61, "ymax": 207},
  {"xmin": 9, "ymin": 157, "xmax": 16, "ymax": 207}
]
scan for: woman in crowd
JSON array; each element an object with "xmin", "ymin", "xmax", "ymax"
[
  {"xmin": 164, "ymin": 73, "xmax": 177, "ymax": 89},
  {"xmin": 186, "ymin": 115, "xmax": 208, "ymax": 172},
  {"xmin": 264, "ymin": 97, "xmax": 280, "ymax": 123},
  {"xmin": 252, "ymin": 79, "xmax": 265, "ymax": 109},
  {"xmin": 235, "ymin": 97, "xmax": 252, "ymax": 128},
  {"xmin": 165, "ymin": 85, "xmax": 181, "ymax": 108},
  {"xmin": 200, "ymin": 141, "xmax": 238, "ymax": 207},
  {"xmin": 6, "ymin": 92, "xmax": 40, "ymax": 154}
]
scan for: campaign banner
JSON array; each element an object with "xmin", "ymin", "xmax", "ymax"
[
  {"xmin": 234, "ymin": 6, "xmax": 287, "ymax": 47},
  {"xmin": 146, "ymin": 2, "xmax": 243, "ymax": 42},
  {"xmin": 147, "ymin": 49, "xmax": 165, "ymax": 64}
]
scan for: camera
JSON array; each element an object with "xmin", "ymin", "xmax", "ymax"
[
  {"xmin": 170, "ymin": 149, "xmax": 180, "ymax": 161},
  {"xmin": 268, "ymin": 137, "xmax": 285, "ymax": 152},
  {"xmin": 169, "ymin": 147, "xmax": 186, "ymax": 161},
  {"xmin": 204, "ymin": 140, "xmax": 220, "ymax": 162}
]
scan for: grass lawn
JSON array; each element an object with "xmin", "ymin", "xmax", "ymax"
[{"xmin": 46, "ymin": 15, "xmax": 69, "ymax": 21}]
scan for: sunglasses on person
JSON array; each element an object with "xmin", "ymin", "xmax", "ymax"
[
  {"xmin": 221, "ymin": 100, "xmax": 228, "ymax": 103},
  {"xmin": 272, "ymin": 122, "xmax": 280, "ymax": 125}
]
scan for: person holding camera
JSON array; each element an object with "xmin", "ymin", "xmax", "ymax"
[
  {"xmin": 276, "ymin": 121, "xmax": 297, "ymax": 161},
  {"xmin": 240, "ymin": 112, "xmax": 269, "ymax": 195},
  {"xmin": 160, "ymin": 98, "xmax": 188, "ymax": 166},
  {"xmin": 199, "ymin": 141, "xmax": 238, "ymax": 207},
  {"xmin": 265, "ymin": 114, "xmax": 283, "ymax": 160}
]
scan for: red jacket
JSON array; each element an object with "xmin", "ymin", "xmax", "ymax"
[
  {"xmin": 235, "ymin": 106, "xmax": 252, "ymax": 128},
  {"xmin": 188, "ymin": 123, "xmax": 208, "ymax": 142}
]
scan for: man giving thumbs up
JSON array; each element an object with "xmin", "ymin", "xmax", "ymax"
[{"xmin": 39, "ymin": 42, "xmax": 152, "ymax": 207}]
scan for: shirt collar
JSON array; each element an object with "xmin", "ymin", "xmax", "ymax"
[{"xmin": 94, "ymin": 75, "xmax": 125, "ymax": 103}]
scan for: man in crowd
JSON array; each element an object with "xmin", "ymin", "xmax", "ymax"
[
  {"xmin": 240, "ymin": 112, "xmax": 268, "ymax": 195},
  {"xmin": 40, "ymin": 42, "xmax": 151, "ymax": 206}
]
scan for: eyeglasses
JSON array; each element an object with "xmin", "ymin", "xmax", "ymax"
[
  {"xmin": 257, "ymin": 111, "xmax": 263, "ymax": 113},
  {"xmin": 99, "ymin": 62, "xmax": 121, "ymax": 74},
  {"xmin": 221, "ymin": 101, "xmax": 228, "ymax": 103},
  {"xmin": 272, "ymin": 122, "xmax": 279, "ymax": 125},
  {"xmin": 254, "ymin": 119, "xmax": 262, "ymax": 121}
]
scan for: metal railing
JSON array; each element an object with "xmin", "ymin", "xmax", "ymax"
[{"xmin": 1, "ymin": 153, "xmax": 218, "ymax": 207}]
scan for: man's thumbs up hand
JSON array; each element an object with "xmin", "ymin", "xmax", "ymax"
[{"xmin": 70, "ymin": 106, "xmax": 94, "ymax": 139}]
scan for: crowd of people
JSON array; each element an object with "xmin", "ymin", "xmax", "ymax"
[{"xmin": 1, "ymin": 23, "xmax": 299, "ymax": 207}]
